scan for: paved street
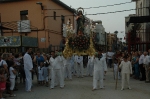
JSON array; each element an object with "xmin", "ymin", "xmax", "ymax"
[{"xmin": 7, "ymin": 68, "xmax": 150, "ymax": 99}]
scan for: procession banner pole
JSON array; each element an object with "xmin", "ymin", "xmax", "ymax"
[
  {"xmin": 115, "ymin": 67, "xmax": 119, "ymax": 90},
  {"xmin": 113, "ymin": 66, "xmax": 115, "ymax": 80},
  {"xmin": 113, "ymin": 56, "xmax": 115, "ymax": 80},
  {"xmin": 115, "ymin": 58, "xmax": 121, "ymax": 90}
]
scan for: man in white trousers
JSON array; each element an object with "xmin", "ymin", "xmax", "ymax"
[
  {"xmin": 23, "ymin": 48, "xmax": 33, "ymax": 92},
  {"xmin": 75, "ymin": 55, "xmax": 84, "ymax": 78},
  {"xmin": 93, "ymin": 51, "xmax": 107, "ymax": 90},
  {"xmin": 143, "ymin": 51, "xmax": 150, "ymax": 83},
  {"xmin": 86, "ymin": 55, "xmax": 94, "ymax": 77},
  {"xmin": 50, "ymin": 51, "xmax": 64, "ymax": 89},
  {"xmin": 71, "ymin": 55, "xmax": 76, "ymax": 76},
  {"xmin": 102, "ymin": 53, "xmax": 107, "ymax": 80},
  {"xmin": 60, "ymin": 55, "xmax": 65, "ymax": 85},
  {"xmin": 119, "ymin": 55, "xmax": 132, "ymax": 90},
  {"xmin": 64, "ymin": 57, "xmax": 72, "ymax": 80}
]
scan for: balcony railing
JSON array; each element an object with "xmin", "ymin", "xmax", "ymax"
[{"xmin": 131, "ymin": 0, "xmax": 138, "ymax": 2}]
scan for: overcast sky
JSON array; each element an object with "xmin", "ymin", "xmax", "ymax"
[{"xmin": 61, "ymin": 0, "xmax": 135, "ymax": 40}]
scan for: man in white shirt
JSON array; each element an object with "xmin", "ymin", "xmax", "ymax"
[
  {"xmin": 23, "ymin": 48, "xmax": 33, "ymax": 92},
  {"xmin": 138, "ymin": 51, "xmax": 146, "ymax": 81},
  {"xmin": 70, "ymin": 55, "xmax": 76, "ymax": 76},
  {"xmin": 49, "ymin": 51, "xmax": 64, "ymax": 89},
  {"xmin": 63, "ymin": 57, "xmax": 72, "ymax": 80},
  {"xmin": 93, "ymin": 51, "xmax": 107, "ymax": 90},
  {"xmin": 86, "ymin": 55, "xmax": 94, "ymax": 77},
  {"xmin": 143, "ymin": 51, "xmax": 150, "ymax": 83},
  {"xmin": 107, "ymin": 49, "xmax": 114, "ymax": 68},
  {"xmin": 75, "ymin": 55, "xmax": 83, "ymax": 78}
]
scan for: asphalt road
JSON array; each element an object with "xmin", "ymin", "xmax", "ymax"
[{"xmin": 6, "ymin": 68, "xmax": 150, "ymax": 99}]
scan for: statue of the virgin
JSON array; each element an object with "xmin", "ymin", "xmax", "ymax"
[{"xmin": 76, "ymin": 7, "xmax": 85, "ymax": 35}]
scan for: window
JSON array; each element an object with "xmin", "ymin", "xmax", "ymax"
[
  {"xmin": 61, "ymin": 15, "xmax": 65, "ymax": 23},
  {"xmin": 68, "ymin": 18, "xmax": 71, "ymax": 24},
  {"xmin": 54, "ymin": 11, "xmax": 56, "ymax": 20},
  {"xmin": 20, "ymin": 10, "xmax": 28, "ymax": 20},
  {"xmin": 138, "ymin": 8, "xmax": 140, "ymax": 16},
  {"xmin": 140, "ymin": 3, "xmax": 142, "ymax": 16}
]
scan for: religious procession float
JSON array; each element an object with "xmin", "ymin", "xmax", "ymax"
[{"xmin": 63, "ymin": 7, "xmax": 99, "ymax": 58}]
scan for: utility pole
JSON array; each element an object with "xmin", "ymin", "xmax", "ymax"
[
  {"xmin": 114, "ymin": 31, "xmax": 118, "ymax": 51},
  {"xmin": 0, "ymin": 13, "xmax": 2, "ymax": 36}
]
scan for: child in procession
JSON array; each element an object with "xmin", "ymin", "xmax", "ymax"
[
  {"xmin": 0, "ymin": 68, "xmax": 7, "ymax": 99},
  {"xmin": 9, "ymin": 61, "xmax": 17, "ymax": 97},
  {"xmin": 43, "ymin": 61, "xmax": 49, "ymax": 87},
  {"xmin": 113, "ymin": 59, "xmax": 120, "ymax": 80},
  {"xmin": 38, "ymin": 62, "xmax": 44, "ymax": 85},
  {"xmin": 119, "ymin": 55, "xmax": 132, "ymax": 90}
]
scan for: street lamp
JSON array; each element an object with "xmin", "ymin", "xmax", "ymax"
[
  {"xmin": 36, "ymin": 2, "xmax": 44, "ymax": 10},
  {"xmin": 114, "ymin": 31, "xmax": 118, "ymax": 51}
]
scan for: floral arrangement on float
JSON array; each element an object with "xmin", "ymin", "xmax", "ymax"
[{"xmin": 63, "ymin": 7, "xmax": 96, "ymax": 58}]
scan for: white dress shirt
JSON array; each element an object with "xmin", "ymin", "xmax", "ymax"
[
  {"xmin": 102, "ymin": 53, "xmax": 106, "ymax": 58},
  {"xmin": 62, "ymin": 57, "xmax": 71, "ymax": 66},
  {"xmin": 94, "ymin": 57, "xmax": 107, "ymax": 71},
  {"xmin": 143, "ymin": 55, "xmax": 150, "ymax": 65},
  {"xmin": 139, "ymin": 54, "xmax": 144, "ymax": 64},
  {"xmin": 107, "ymin": 52, "xmax": 114, "ymax": 59},
  {"xmin": 76, "ymin": 56, "xmax": 83, "ymax": 64},
  {"xmin": 49, "ymin": 56, "xmax": 62, "ymax": 69},
  {"xmin": 87, "ymin": 56, "xmax": 94, "ymax": 65},
  {"xmin": 23, "ymin": 53, "xmax": 33, "ymax": 71},
  {"xmin": 119, "ymin": 61, "xmax": 132, "ymax": 74}
]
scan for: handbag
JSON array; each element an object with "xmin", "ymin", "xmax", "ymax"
[{"xmin": 0, "ymin": 82, "xmax": 6, "ymax": 91}]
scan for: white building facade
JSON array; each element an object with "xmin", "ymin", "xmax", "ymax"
[
  {"xmin": 126, "ymin": 0, "xmax": 150, "ymax": 51},
  {"xmin": 94, "ymin": 20, "xmax": 106, "ymax": 46}
]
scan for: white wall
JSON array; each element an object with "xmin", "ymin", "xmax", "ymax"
[{"xmin": 95, "ymin": 23, "xmax": 105, "ymax": 45}]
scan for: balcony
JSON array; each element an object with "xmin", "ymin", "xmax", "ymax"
[{"xmin": 131, "ymin": 0, "xmax": 138, "ymax": 2}]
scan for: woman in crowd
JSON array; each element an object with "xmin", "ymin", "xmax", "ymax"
[
  {"xmin": 0, "ymin": 53, "xmax": 9, "ymax": 75},
  {"xmin": 127, "ymin": 53, "xmax": 132, "ymax": 61},
  {"xmin": 132, "ymin": 51, "xmax": 140, "ymax": 79}
]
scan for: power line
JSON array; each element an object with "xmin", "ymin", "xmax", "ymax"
[
  {"xmin": 64, "ymin": 9, "xmax": 135, "ymax": 16},
  {"xmin": 65, "ymin": 7, "xmax": 148, "ymax": 16},
  {"xmin": 86, "ymin": 7, "xmax": 148, "ymax": 15},
  {"xmin": 38, "ymin": 8, "xmax": 137, "ymax": 17},
  {"xmin": 86, "ymin": 9, "xmax": 136, "ymax": 15},
  {"xmin": 45, "ymin": 1, "xmax": 133, "ymax": 10},
  {"xmin": 84, "ymin": 1, "xmax": 133, "ymax": 9}
]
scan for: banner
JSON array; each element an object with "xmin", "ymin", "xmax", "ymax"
[
  {"xmin": 0, "ymin": 36, "xmax": 21, "ymax": 47},
  {"xmin": 0, "ymin": 13, "xmax": 1, "ymax": 36},
  {"xmin": 22, "ymin": 36, "xmax": 38, "ymax": 47},
  {"xmin": 0, "ymin": 24, "xmax": 1, "ymax": 36}
]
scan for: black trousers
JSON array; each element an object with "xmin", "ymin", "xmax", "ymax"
[
  {"xmin": 139, "ymin": 64, "xmax": 146, "ymax": 80},
  {"xmin": 108, "ymin": 59, "xmax": 112, "ymax": 68}
]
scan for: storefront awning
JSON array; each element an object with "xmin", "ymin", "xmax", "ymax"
[
  {"xmin": 0, "ymin": 25, "xmax": 12, "ymax": 30},
  {"xmin": 128, "ymin": 16, "xmax": 150, "ymax": 23}
]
